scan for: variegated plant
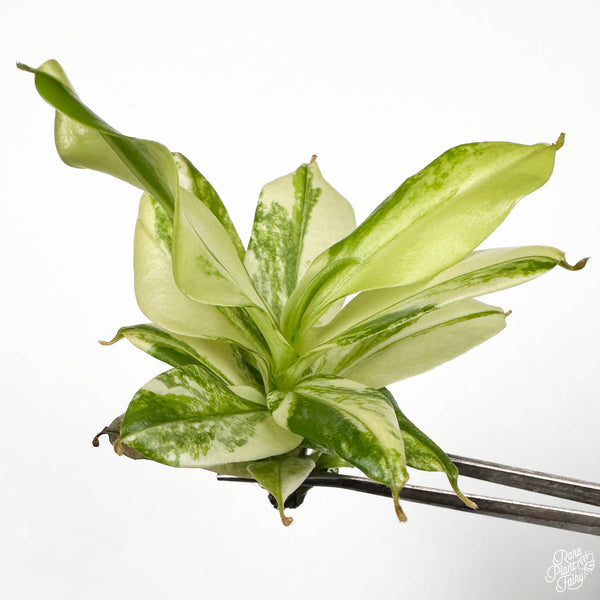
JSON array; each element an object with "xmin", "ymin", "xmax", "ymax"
[{"xmin": 21, "ymin": 59, "xmax": 586, "ymax": 525}]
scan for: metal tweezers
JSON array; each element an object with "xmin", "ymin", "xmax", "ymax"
[{"xmin": 218, "ymin": 454, "xmax": 600, "ymax": 535}]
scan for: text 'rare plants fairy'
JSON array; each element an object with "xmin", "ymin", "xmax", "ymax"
[{"xmin": 20, "ymin": 59, "xmax": 587, "ymax": 525}]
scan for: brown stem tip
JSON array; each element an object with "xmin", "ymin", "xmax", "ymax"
[
  {"xmin": 393, "ymin": 493, "xmax": 407, "ymax": 523},
  {"xmin": 279, "ymin": 510, "xmax": 294, "ymax": 527},
  {"xmin": 560, "ymin": 256, "xmax": 589, "ymax": 271},
  {"xmin": 309, "ymin": 154, "xmax": 317, "ymax": 164}
]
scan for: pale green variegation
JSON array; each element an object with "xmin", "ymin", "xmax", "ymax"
[
  {"xmin": 174, "ymin": 152, "xmax": 245, "ymax": 260},
  {"xmin": 23, "ymin": 59, "xmax": 586, "ymax": 525},
  {"xmin": 267, "ymin": 376, "xmax": 409, "ymax": 520},
  {"xmin": 245, "ymin": 161, "xmax": 355, "ymax": 321},
  {"xmin": 119, "ymin": 365, "xmax": 302, "ymax": 467},
  {"xmin": 28, "ymin": 60, "xmax": 264, "ymax": 313},
  {"xmin": 282, "ymin": 137, "xmax": 564, "ymax": 343},
  {"xmin": 134, "ymin": 193, "xmax": 270, "ymax": 359},
  {"xmin": 248, "ymin": 456, "xmax": 316, "ymax": 525},
  {"xmin": 173, "ymin": 187, "xmax": 264, "ymax": 308},
  {"xmin": 303, "ymin": 245, "xmax": 583, "ymax": 351},
  {"xmin": 291, "ymin": 299, "xmax": 506, "ymax": 389},
  {"xmin": 379, "ymin": 388, "xmax": 476, "ymax": 509},
  {"xmin": 340, "ymin": 300, "xmax": 506, "ymax": 388},
  {"xmin": 100, "ymin": 323, "xmax": 262, "ymax": 388},
  {"xmin": 25, "ymin": 60, "xmax": 178, "ymax": 217}
]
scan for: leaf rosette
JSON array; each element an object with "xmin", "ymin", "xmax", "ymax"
[{"xmin": 21, "ymin": 59, "xmax": 586, "ymax": 525}]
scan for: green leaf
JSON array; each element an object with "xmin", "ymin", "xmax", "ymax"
[
  {"xmin": 119, "ymin": 365, "xmax": 302, "ymax": 467},
  {"xmin": 283, "ymin": 137, "xmax": 563, "ymax": 341},
  {"xmin": 379, "ymin": 388, "xmax": 476, "ymax": 509},
  {"xmin": 134, "ymin": 193, "xmax": 269, "ymax": 355},
  {"xmin": 245, "ymin": 161, "xmax": 355, "ymax": 321},
  {"xmin": 248, "ymin": 456, "xmax": 315, "ymax": 526},
  {"xmin": 100, "ymin": 323, "xmax": 262, "ymax": 388},
  {"xmin": 303, "ymin": 245, "xmax": 575, "ymax": 350},
  {"xmin": 296, "ymin": 299, "xmax": 506, "ymax": 389},
  {"xmin": 267, "ymin": 375, "xmax": 408, "ymax": 520}
]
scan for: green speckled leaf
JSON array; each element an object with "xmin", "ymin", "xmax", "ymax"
[
  {"xmin": 245, "ymin": 162, "xmax": 355, "ymax": 321},
  {"xmin": 120, "ymin": 365, "xmax": 302, "ymax": 467},
  {"xmin": 304, "ymin": 245, "xmax": 571, "ymax": 350},
  {"xmin": 379, "ymin": 388, "xmax": 475, "ymax": 508},
  {"xmin": 267, "ymin": 375, "xmax": 408, "ymax": 518},
  {"xmin": 248, "ymin": 456, "xmax": 315, "ymax": 525},
  {"xmin": 134, "ymin": 193, "xmax": 269, "ymax": 355},
  {"xmin": 283, "ymin": 138, "xmax": 563, "ymax": 341},
  {"xmin": 101, "ymin": 323, "xmax": 262, "ymax": 387}
]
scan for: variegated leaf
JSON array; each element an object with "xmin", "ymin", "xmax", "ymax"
[
  {"xmin": 119, "ymin": 365, "xmax": 302, "ymax": 467},
  {"xmin": 25, "ymin": 60, "xmax": 257, "ymax": 310},
  {"xmin": 303, "ymin": 245, "xmax": 582, "ymax": 350},
  {"xmin": 248, "ymin": 456, "xmax": 315, "ymax": 526},
  {"xmin": 173, "ymin": 187, "xmax": 265, "ymax": 307},
  {"xmin": 134, "ymin": 193, "xmax": 269, "ymax": 355},
  {"xmin": 291, "ymin": 299, "xmax": 505, "ymax": 388},
  {"xmin": 267, "ymin": 375, "xmax": 408, "ymax": 520},
  {"xmin": 379, "ymin": 388, "xmax": 475, "ymax": 509},
  {"xmin": 23, "ymin": 60, "xmax": 178, "ymax": 216},
  {"xmin": 245, "ymin": 161, "xmax": 355, "ymax": 321},
  {"xmin": 97, "ymin": 417, "xmax": 269, "ymax": 477},
  {"xmin": 24, "ymin": 60, "xmax": 245, "ymax": 249},
  {"xmin": 100, "ymin": 323, "xmax": 262, "ymax": 388},
  {"xmin": 174, "ymin": 152, "xmax": 245, "ymax": 260},
  {"xmin": 338, "ymin": 299, "xmax": 506, "ymax": 388},
  {"xmin": 283, "ymin": 137, "xmax": 563, "ymax": 341}
]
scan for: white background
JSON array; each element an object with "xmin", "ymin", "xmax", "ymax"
[{"xmin": 2, "ymin": 1, "xmax": 599, "ymax": 598}]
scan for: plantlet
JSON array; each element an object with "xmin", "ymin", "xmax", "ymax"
[{"xmin": 20, "ymin": 59, "xmax": 586, "ymax": 525}]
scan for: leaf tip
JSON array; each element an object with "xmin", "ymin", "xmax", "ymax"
[
  {"xmin": 279, "ymin": 509, "xmax": 294, "ymax": 527},
  {"xmin": 554, "ymin": 132, "xmax": 566, "ymax": 150},
  {"xmin": 98, "ymin": 332, "xmax": 122, "ymax": 346},
  {"xmin": 92, "ymin": 425, "xmax": 112, "ymax": 447},
  {"xmin": 455, "ymin": 488, "xmax": 478, "ymax": 510},
  {"xmin": 448, "ymin": 473, "xmax": 478, "ymax": 509},
  {"xmin": 462, "ymin": 496, "xmax": 478, "ymax": 510},
  {"xmin": 16, "ymin": 62, "xmax": 36, "ymax": 74},
  {"xmin": 560, "ymin": 256, "xmax": 589, "ymax": 271},
  {"xmin": 393, "ymin": 491, "xmax": 407, "ymax": 523}
]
